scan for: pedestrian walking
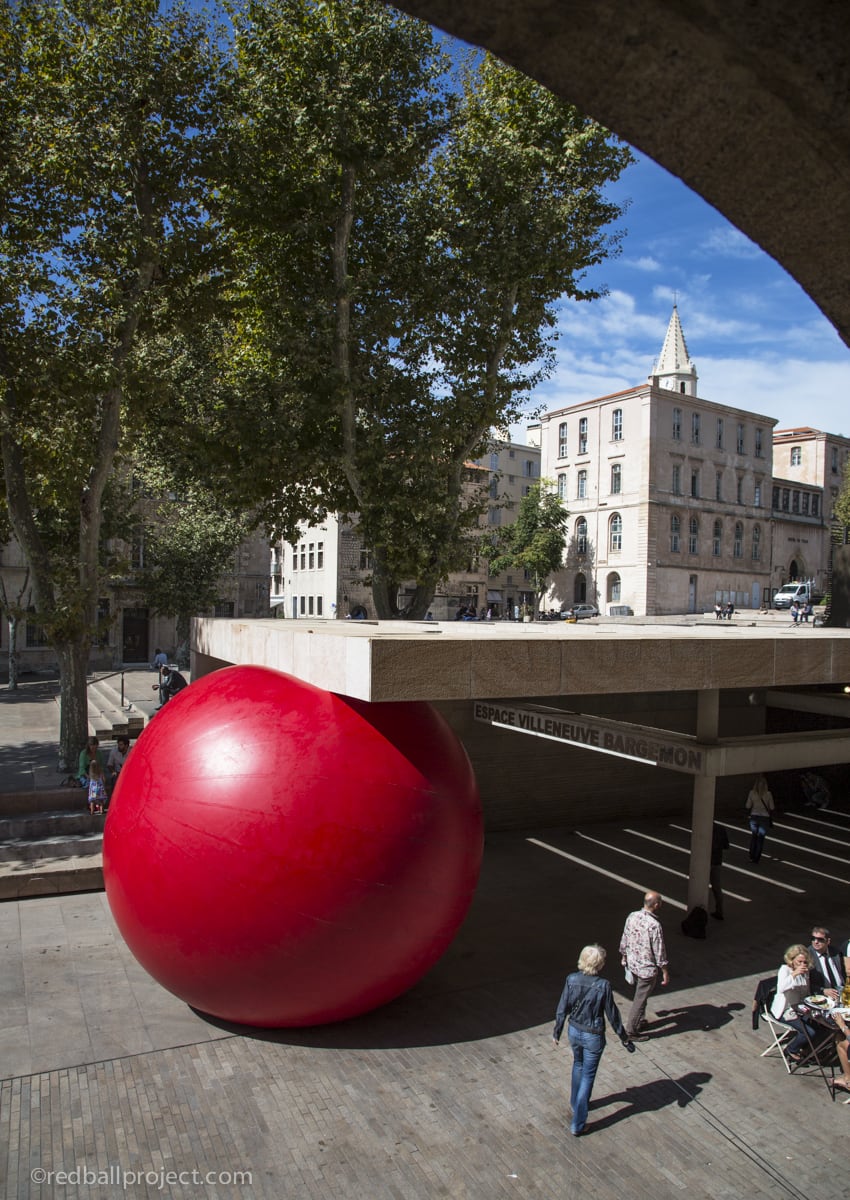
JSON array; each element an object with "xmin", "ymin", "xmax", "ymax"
[
  {"xmin": 710, "ymin": 822, "xmax": 730, "ymax": 920},
  {"xmin": 619, "ymin": 891, "xmax": 669, "ymax": 1039},
  {"xmin": 745, "ymin": 773, "xmax": 774, "ymax": 861},
  {"xmin": 552, "ymin": 944, "xmax": 635, "ymax": 1137}
]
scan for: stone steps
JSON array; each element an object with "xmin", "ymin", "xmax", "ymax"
[
  {"xmin": 0, "ymin": 793, "xmax": 106, "ymax": 900},
  {"xmin": 86, "ymin": 675, "xmax": 146, "ymax": 740}
]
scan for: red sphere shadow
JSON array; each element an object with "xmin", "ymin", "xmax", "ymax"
[{"xmin": 103, "ymin": 666, "xmax": 483, "ymax": 1027}]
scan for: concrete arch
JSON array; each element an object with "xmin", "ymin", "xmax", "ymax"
[{"xmin": 390, "ymin": 1, "xmax": 850, "ymax": 348}]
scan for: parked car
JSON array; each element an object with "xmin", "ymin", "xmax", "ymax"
[{"xmin": 561, "ymin": 603, "xmax": 599, "ymax": 620}]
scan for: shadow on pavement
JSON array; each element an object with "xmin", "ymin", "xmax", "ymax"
[{"xmin": 586, "ymin": 1070, "xmax": 713, "ymax": 1131}]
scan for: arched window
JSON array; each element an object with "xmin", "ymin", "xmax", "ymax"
[
  {"xmin": 607, "ymin": 572, "xmax": 621, "ymax": 603},
  {"xmin": 557, "ymin": 473, "xmax": 567, "ymax": 499},
  {"xmin": 610, "ymin": 513, "xmax": 622, "ymax": 552},
  {"xmin": 558, "ymin": 422, "xmax": 568, "ymax": 458},
  {"xmin": 576, "ymin": 517, "xmax": 588, "ymax": 555},
  {"xmin": 733, "ymin": 521, "xmax": 743, "ymax": 558},
  {"xmin": 713, "ymin": 519, "xmax": 722, "ymax": 557},
  {"xmin": 688, "ymin": 517, "xmax": 699, "ymax": 554},
  {"xmin": 574, "ymin": 572, "xmax": 587, "ymax": 603},
  {"xmin": 670, "ymin": 514, "xmax": 680, "ymax": 553},
  {"xmin": 752, "ymin": 524, "xmax": 761, "ymax": 561}
]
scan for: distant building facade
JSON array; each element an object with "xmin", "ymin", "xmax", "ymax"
[
  {"xmin": 272, "ymin": 442, "xmax": 541, "ymax": 621},
  {"xmin": 534, "ymin": 307, "xmax": 843, "ymax": 615}
]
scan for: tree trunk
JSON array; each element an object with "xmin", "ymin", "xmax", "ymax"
[
  {"xmin": 56, "ymin": 640, "xmax": 90, "ymax": 774},
  {"xmin": 371, "ymin": 548, "xmax": 437, "ymax": 619},
  {"xmin": 7, "ymin": 615, "xmax": 19, "ymax": 691}
]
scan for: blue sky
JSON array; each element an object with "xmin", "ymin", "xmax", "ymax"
[{"xmin": 519, "ymin": 149, "xmax": 850, "ymax": 440}]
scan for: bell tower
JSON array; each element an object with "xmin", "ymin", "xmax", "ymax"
[{"xmin": 650, "ymin": 304, "xmax": 698, "ymax": 396}]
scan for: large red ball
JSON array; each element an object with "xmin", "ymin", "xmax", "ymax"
[{"xmin": 103, "ymin": 665, "xmax": 482, "ymax": 1027}]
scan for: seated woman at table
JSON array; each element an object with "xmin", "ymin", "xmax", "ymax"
[{"xmin": 770, "ymin": 944, "xmax": 818, "ymax": 1061}]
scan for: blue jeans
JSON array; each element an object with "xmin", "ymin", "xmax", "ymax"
[
  {"xmin": 568, "ymin": 1027, "xmax": 605, "ymax": 1134},
  {"xmin": 749, "ymin": 815, "xmax": 769, "ymax": 861}
]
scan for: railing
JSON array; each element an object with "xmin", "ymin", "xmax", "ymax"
[{"xmin": 86, "ymin": 669, "xmax": 130, "ymax": 710}]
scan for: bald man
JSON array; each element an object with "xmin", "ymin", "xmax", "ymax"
[{"xmin": 619, "ymin": 891, "xmax": 670, "ymax": 1040}]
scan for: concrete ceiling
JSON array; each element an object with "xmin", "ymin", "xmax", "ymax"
[{"xmin": 389, "ymin": 0, "xmax": 850, "ymax": 350}]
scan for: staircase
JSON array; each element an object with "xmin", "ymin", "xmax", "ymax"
[
  {"xmin": 0, "ymin": 788, "xmax": 105, "ymax": 900},
  {"xmin": 0, "ymin": 672, "xmax": 155, "ymax": 900},
  {"xmin": 87, "ymin": 673, "xmax": 146, "ymax": 740}
]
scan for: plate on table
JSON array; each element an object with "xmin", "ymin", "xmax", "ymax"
[{"xmin": 805, "ymin": 995, "xmax": 830, "ymax": 1008}]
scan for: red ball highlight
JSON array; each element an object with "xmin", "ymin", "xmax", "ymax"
[{"xmin": 103, "ymin": 665, "xmax": 483, "ymax": 1026}]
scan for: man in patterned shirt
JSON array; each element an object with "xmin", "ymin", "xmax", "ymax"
[{"xmin": 619, "ymin": 891, "xmax": 670, "ymax": 1040}]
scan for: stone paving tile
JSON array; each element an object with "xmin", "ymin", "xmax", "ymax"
[{"xmin": 2, "ymin": 810, "xmax": 850, "ymax": 1198}]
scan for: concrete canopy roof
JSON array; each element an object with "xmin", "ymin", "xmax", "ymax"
[
  {"xmin": 388, "ymin": 0, "xmax": 850, "ymax": 350},
  {"xmin": 193, "ymin": 617, "xmax": 850, "ymax": 703}
]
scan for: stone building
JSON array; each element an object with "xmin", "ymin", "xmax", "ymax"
[
  {"xmin": 272, "ymin": 443, "xmax": 541, "ymax": 621},
  {"xmin": 534, "ymin": 308, "xmax": 840, "ymax": 615}
]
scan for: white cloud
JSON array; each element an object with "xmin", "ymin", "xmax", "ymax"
[
  {"xmin": 698, "ymin": 226, "xmax": 763, "ymax": 259},
  {"xmin": 624, "ymin": 255, "xmax": 662, "ymax": 272}
]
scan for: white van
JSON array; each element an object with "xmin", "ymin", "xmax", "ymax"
[{"xmin": 772, "ymin": 582, "xmax": 813, "ymax": 610}]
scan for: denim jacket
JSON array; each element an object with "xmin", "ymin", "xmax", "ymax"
[{"xmin": 553, "ymin": 971, "xmax": 627, "ymax": 1042}]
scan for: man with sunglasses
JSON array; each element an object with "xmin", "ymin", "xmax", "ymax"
[{"xmin": 808, "ymin": 926, "xmax": 845, "ymax": 1000}]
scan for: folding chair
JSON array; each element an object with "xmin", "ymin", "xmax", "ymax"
[{"xmin": 753, "ymin": 977, "xmax": 795, "ymax": 1065}]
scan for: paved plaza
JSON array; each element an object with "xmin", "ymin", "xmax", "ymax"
[
  {"xmin": 0, "ymin": 666, "xmax": 848, "ymax": 1197},
  {"xmin": 2, "ymin": 777, "xmax": 850, "ymax": 1197}
]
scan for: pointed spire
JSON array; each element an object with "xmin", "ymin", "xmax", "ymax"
[{"xmin": 650, "ymin": 304, "xmax": 698, "ymax": 395}]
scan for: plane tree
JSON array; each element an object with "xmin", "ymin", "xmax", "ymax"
[
  {"xmin": 0, "ymin": 0, "xmax": 226, "ymax": 766},
  {"xmin": 487, "ymin": 482, "xmax": 570, "ymax": 615},
  {"xmin": 223, "ymin": 0, "xmax": 632, "ymax": 617}
]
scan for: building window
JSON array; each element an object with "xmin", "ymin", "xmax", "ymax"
[
  {"xmin": 578, "ymin": 417, "xmax": 588, "ymax": 455},
  {"xmin": 522, "ymin": 485, "xmax": 531, "ymax": 496},
  {"xmin": 523, "ymin": 458, "xmax": 536, "ymax": 477},
  {"xmin": 317, "ymin": 542, "xmax": 324, "ymax": 569},
  {"xmin": 558, "ymin": 422, "xmax": 568, "ymax": 458},
  {"xmin": 308, "ymin": 543, "xmax": 315, "ymax": 569},
  {"xmin": 130, "ymin": 527, "xmax": 145, "ymax": 570},
  {"xmin": 791, "ymin": 490, "xmax": 800, "ymax": 514},
  {"xmin": 688, "ymin": 517, "xmax": 699, "ymax": 555},
  {"xmin": 299, "ymin": 596, "xmax": 305, "ymax": 615},
  {"xmin": 300, "ymin": 545, "xmax": 306, "ymax": 570},
  {"xmin": 781, "ymin": 488, "xmax": 790, "ymax": 511},
  {"xmin": 672, "ymin": 407, "xmax": 682, "ymax": 440},
  {"xmin": 772, "ymin": 486, "xmax": 780, "ymax": 509},
  {"xmin": 577, "ymin": 470, "xmax": 587, "ymax": 499},
  {"xmin": 214, "ymin": 600, "xmax": 235, "ymax": 618},
  {"xmin": 733, "ymin": 522, "xmax": 743, "ymax": 557},
  {"xmin": 736, "ymin": 476, "xmax": 743, "ymax": 505},
  {"xmin": 489, "ymin": 452, "xmax": 499, "ymax": 471},
  {"xmin": 308, "ymin": 596, "xmax": 314, "ymax": 615},
  {"xmin": 612, "ymin": 408, "xmax": 623, "ymax": 441},
  {"xmin": 790, "ymin": 446, "xmax": 801, "ymax": 466},
  {"xmin": 359, "ymin": 549, "xmax": 372, "ymax": 570},
  {"xmin": 691, "ymin": 412, "xmax": 701, "ymax": 445},
  {"xmin": 611, "ymin": 463, "xmax": 622, "ymax": 494},
  {"xmin": 737, "ymin": 423, "xmax": 745, "ymax": 454},
  {"xmin": 576, "ymin": 517, "xmax": 587, "ymax": 555},
  {"xmin": 755, "ymin": 427, "xmax": 763, "ymax": 458},
  {"xmin": 670, "ymin": 514, "xmax": 680, "ymax": 553},
  {"xmin": 713, "ymin": 520, "xmax": 722, "ymax": 557},
  {"xmin": 754, "ymin": 483, "xmax": 762, "ymax": 507},
  {"xmin": 557, "ymin": 473, "xmax": 567, "ymax": 499},
  {"xmin": 25, "ymin": 610, "xmax": 49, "ymax": 648},
  {"xmin": 832, "ymin": 447, "xmax": 839, "ymax": 473},
  {"xmin": 672, "ymin": 464, "xmax": 681, "ymax": 495},
  {"xmin": 715, "ymin": 471, "xmax": 723, "ymax": 501},
  {"xmin": 690, "ymin": 469, "xmax": 700, "ymax": 499},
  {"xmin": 716, "ymin": 418, "xmax": 724, "ymax": 449},
  {"xmin": 317, "ymin": 596, "xmax": 323, "ymax": 615},
  {"xmin": 801, "ymin": 492, "xmax": 809, "ymax": 515},
  {"xmin": 752, "ymin": 525, "xmax": 761, "ymax": 561},
  {"xmin": 607, "ymin": 572, "xmax": 622, "ymax": 603},
  {"xmin": 812, "ymin": 495, "xmax": 820, "ymax": 517},
  {"xmin": 609, "ymin": 513, "xmax": 622, "ymax": 552}
]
